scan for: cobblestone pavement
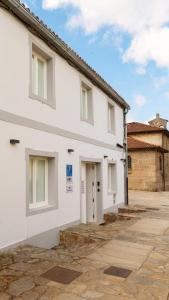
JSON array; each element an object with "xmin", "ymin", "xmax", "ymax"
[{"xmin": 1, "ymin": 191, "xmax": 169, "ymax": 299}]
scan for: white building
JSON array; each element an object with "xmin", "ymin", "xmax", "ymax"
[{"xmin": 0, "ymin": 0, "xmax": 129, "ymax": 250}]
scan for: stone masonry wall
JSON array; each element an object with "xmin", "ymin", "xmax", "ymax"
[
  {"xmin": 128, "ymin": 150, "xmax": 164, "ymax": 191},
  {"xmin": 129, "ymin": 132, "xmax": 169, "ymax": 191}
]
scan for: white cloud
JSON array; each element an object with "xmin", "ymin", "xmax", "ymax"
[
  {"xmin": 123, "ymin": 27, "xmax": 169, "ymax": 68},
  {"xmin": 42, "ymin": 0, "xmax": 169, "ymax": 71},
  {"xmin": 135, "ymin": 94, "xmax": 147, "ymax": 107},
  {"xmin": 151, "ymin": 74, "xmax": 169, "ymax": 89},
  {"xmin": 136, "ymin": 66, "xmax": 146, "ymax": 75}
]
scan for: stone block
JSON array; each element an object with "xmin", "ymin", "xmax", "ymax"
[{"xmin": 103, "ymin": 213, "xmax": 117, "ymax": 224}]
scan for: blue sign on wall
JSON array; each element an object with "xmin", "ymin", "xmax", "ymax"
[{"xmin": 66, "ymin": 165, "xmax": 73, "ymax": 177}]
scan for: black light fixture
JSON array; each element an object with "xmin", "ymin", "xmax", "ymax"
[
  {"xmin": 10, "ymin": 139, "xmax": 20, "ymax": 145},
  {"xmin": 116, "ymin": 143, "xmax": 124, "ymax": 149},
  {"xmin": 67, "ymin": 149, "xmax": 74, "ymax": 153},
  {"xmin": 104, "ymin": 155, "xmax": 108, "ymax": 159}
]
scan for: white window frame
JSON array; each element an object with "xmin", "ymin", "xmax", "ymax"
[
  {"xmin": 81, "ymin": 86, "xmax": 89, "ymax": 121},
  {"xmin": 29, "ymin": 36, "xmax": 56, "ymax": 109},
  {"xmin": 107, "ymin": 162, "xmax": 117, "ymax": 195},
  {"xmin": 108, "ymin": 102, "xmax": 115, "ymax": 134},
  {"xmin": 32, "ymin": 52, "xmax": 47, "ymax": 100},
  {"xmin": 80, "ymin": 81, "xmax": 94, "ymax": 125},
  {"xmin": 29, "ymin": 156, "xmax": 48, "ymax": 210}
]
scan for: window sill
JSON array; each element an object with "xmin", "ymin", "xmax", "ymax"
[
  {"xmin": 27, "ymin": 204, "xmax": 57, "ymax": 216},
  {"xmin": 81, "ymin": 118, "xmax": 94, "ymax": 126},
  {"xmin": 108, "ymin": 130, "xmax": 115, "ymax": 136},
  {"xmin": 29, "ymin": 92, "xmax": 56, "ymax": 110}
]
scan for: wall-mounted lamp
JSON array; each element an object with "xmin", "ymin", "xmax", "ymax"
[
  {"xmin": 116, "ymin": 143, "xmax": 124, "ymax": 149},
  {"xmin": 104, "ymin": 155, "xmax": 108, "ymax": 159},
  {"xmin": 10, "ymin": 139, "xmax": 20, "ymax": 145},
  {"xmin": 67, "ymin": 149, "xmax": 74, "ymax": 153}
]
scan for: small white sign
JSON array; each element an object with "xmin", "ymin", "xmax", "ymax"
[{"xmin": 66, "ymin": 185, "xmax": 73, "ymax": 193}]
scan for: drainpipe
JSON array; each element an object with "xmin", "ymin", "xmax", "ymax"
[{"xmin": 123, "ymin": 108, "xmax": 129, "ymax": 205}]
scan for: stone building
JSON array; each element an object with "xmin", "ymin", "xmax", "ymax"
[{"xmin": 128, "ymin": 114, "xmax": 169, "ymax": 191}]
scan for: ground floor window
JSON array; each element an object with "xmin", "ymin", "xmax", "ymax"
[
  {"xmin": 29, "ymin": 156, "xmax": 48, "ymax": 209},
  {"xmin": 108, "ymin": 163, "xmax": 116, "ymax": 194},
  {"xmin": 26, "ymin": 149, "xmax": 58, "ymax": 215}
]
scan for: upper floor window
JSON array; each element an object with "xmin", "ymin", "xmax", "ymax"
[
  {"xmin": 29, "ymin": 38, "xmax": 56, "ymax": 109},
  {"xmin": 81, "ymin": 82, "xmax": 93, "ymax": 124},
  {"xmin": 108, "ymin": 102, "xmax": 115, "ymax": 134},
  {"xmin": 32, "ymin": 52, "xmax": 47, "ymax": 99}
]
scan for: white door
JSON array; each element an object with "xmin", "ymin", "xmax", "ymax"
[{"xmin": 86, "ymin": 164, "xmax": 97, "ymax": 222}]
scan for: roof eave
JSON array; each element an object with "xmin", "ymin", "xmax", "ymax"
[{"xmin": 1, "ymin": 0, "xmax": 130, "ymax": 110}]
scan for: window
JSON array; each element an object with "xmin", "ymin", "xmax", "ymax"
[
  {"xmin": 108, "ymin": 102, "xmax": 115, "ymax": 134},
  {"xmin": 32, "ymin": 53, "xmax": 47, "ymax": 99},
  {"xmin": 108, "ymin": 163, "xmax": 116, "ymax": 194},
  {"xmin": 29, "ymin": 38, "xmax": 55, "ymax": 109},
  {"xmin": 29, "ymin": 156, "xmax": 48, "ymax": 209},
  {"xmin": 26, "ymin": 149, "xmax": 58, "ymax": 216},
  {"xmin": 81, "ymin": 83, "xmax": 93, "ymax": 124},
  {"xmin": 159, "ymin": 156, "xmax": 163, "ymax": 171},
  {"xmin": 128, "ymin": 155, "xmax": 132, "ymax": 170}
]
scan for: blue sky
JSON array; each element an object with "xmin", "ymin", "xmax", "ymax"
[{"xmin": 24, "ymin": 0, "xmax": 169, "ymax": 124}]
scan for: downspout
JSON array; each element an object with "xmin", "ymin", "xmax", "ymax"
[{"xmin": 123, "ymin": 108, "xmax": 129, "ymax": 205}]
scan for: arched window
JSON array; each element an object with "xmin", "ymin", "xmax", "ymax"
[
  {"xmin": 159, "ymin": 156, "xmax": 162, "ymax": 171},
  {"xmin": 128, "ymin": 155, "xmax": 132, "ymax": 170}
]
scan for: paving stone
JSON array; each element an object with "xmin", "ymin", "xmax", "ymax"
[
  {"xmin": 128, "ymin": 218, "xmax": 169, "ymax": 235},
  {"xmin": 83, "ymin": 290, "xmax": 104, "ymax": 298},
  {"xmin": 52, "ymin": 293, "xmax": 85, "ymax": 300},
  {"xmin": 7, "ymin": 276, "xmax": 35, "ymax": 296},
  {"xmin": 0, "ymin": 292, "xmax": 10, "ymax": 300}
]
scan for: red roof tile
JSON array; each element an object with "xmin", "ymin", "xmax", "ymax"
[
  {"xmin": 127, "ymin": 122, "xmax": 165, "ymax": 134},
  {"xmin": 128, "ymin": 136, "xmax": 168, "ymax": 153}
]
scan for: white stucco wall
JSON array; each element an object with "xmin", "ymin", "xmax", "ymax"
[
  {"xmin": 0, "ymin": 120, "xmax": 124, "ymax": 249},
  {"xmin": 0, "ymin": 8, "xmax": 125, "ymax": 250},
  {"xmin": 0, "ymin": 8, "xmax": 124, "ymax": 146}
]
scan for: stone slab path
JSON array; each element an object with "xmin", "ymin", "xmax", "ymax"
[
  {"xmin": 128, "ymin": 218, "xmax": 169, "ymax": 235},
  {"xmin": 1, "ymin": 191, "xmax": 169, "ymax": 299},
  {"xmin": 88, "ymin": 240, "xmax": 153, "ymax": 270}
]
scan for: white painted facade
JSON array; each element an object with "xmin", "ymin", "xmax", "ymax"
[{"xmin": 0, "ymin": 6, "xmax": 128, "ymax": 250}]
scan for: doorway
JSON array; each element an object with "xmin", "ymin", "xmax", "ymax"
[{"xmin": 80, "ymin": 159, "xmax": 103, "ymax": 224}]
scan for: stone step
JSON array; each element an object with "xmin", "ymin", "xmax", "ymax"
[
  {"xmin": 103, "ymin": 212, "xmax": 117, "ymax": 224},
  {"xmin": 117, "ymin": 213, "xmax": 140, "ymax": 221},
  {"xmin": 118, "ymin": 206, "xmax": 147, "ymax": 214},
  {"xmin": 59, "ymin": 231, "xmax": 95, "ymax": 248}
]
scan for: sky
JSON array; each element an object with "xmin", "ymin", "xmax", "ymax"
[{"xmin": 23, "ymin": 0, "xmax": 169, "ymax": 123}]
